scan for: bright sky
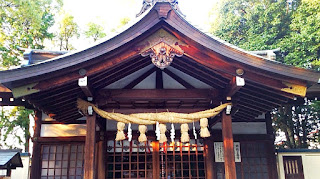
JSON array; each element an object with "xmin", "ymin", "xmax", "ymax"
[{"xmin": 60, "ymin": 0, "xmax": 219, "ymax": 49}]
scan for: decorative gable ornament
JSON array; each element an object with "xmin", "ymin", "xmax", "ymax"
[
  {"xmin": 137, "ymin": 0, "xmax": 184, "ymax": 17},
  {"xmin": 141, "ymin": 41, "xmax": 183, "ymax": 69}
]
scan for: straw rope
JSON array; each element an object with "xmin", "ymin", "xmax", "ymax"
[{"xmin": 77, "ymin": 98, "xmax": 231, "ymax": 124}]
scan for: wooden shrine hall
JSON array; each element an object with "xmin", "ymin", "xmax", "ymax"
[{"xmin": 1, "ymin": 1, "xmax": 320, "ymax": 179}]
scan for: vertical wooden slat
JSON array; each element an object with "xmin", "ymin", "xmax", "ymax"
[
  {"xmin": 222, "ymin": 112, "xmax": 236, "ymax": 179},
  {"xmin": 84, "ymin": 113, "xmax": 97, "ymax": 179},
  {"xmin": 30, "ymin": 110, "xmax": 42, "ymax": 179},
  {"xmin": 152, "ymin": 141, "xmax": 160, "ymax": 179},
  {"xmin": 204, "ymin": 138, "xmax": 215, "ymax": 179}
]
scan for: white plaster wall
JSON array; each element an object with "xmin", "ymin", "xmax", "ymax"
[
  {"xmin": 10, "ymin": 155, "xmax": 30, "ymax": 179},
  {"xmin": 277, "ymin": 152, "xmax": 320, "ymax": 179},
  {"xmin": 40, "ymin": 124, "xmax": 86, "ymax": 137}
]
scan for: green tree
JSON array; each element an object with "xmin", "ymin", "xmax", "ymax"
[
  {"xmin": 0, "ymin": 0, "xmax": 61, "ymax": 152},
  {"xmin": 210, "ymin": 0, "xmax": 320, "ymax": 148},
  {"xmin": 0, "ymin": 0, "xmax": 62, "ymax": 69},
  {"xmin": 111, "ymin": 17, "xmax": 131, "ymax": 32},
  {"xmin": 281, "ymin": 0, "xmax": 320, "ymax": 69},
  {"xmin": 0, "ymin": 106, "xmax": 34, "ymax": 152},
  {"xmin": 84, "ymin": 22, "xmax": 106, "ymax": 42},
  {"xmin": 57, "ymin": 12, "xmax": 79, "ymax": 50}
]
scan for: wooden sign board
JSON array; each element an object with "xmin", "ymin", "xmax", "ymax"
[{"xmin": 214, "ymin": 142, "xmax": 241, "ymax": 162}]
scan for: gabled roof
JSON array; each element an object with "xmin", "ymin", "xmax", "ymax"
[
  {"xmin": 0, "ymin": 150, "xmax": 23, "ymax": 169},
  {"xmin": 0, "ymin": 2, "xmax": 319, "ymax": 123}
]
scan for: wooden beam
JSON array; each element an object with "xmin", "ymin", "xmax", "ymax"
[
  {"xmin": 246, "ymin": 82, "xmax": 295, "ymax": 99},
  {"xmin": 225, "ymin": 76, "xmax": 243, "ymax": 99},
  {"xmin": 156, "ymin": 69, "xmax": 163, "ymax": 89},
  {"xmin": 84, "ymin": 113, "xmax": 97, "ymax": 179},
  {"xmin": 238, "ymin": 91, "xmax": 282, "ymax": 106},
  {"xmin": 163, "ymin": 68, "xmax": 195, "ymax": 89},
  {"xmin": 30, "ymin": 110, "xmax": 42, "ymax": 179},
  {"xmin": 124, "ymin": 66, "xmax": 157, "ymax": 89},
  {"xmin": 98, "ymin": 89, "xmax": 218, "ymax": 104},
  {"xmin": 241, "ymin": 88, "xmax": 288, "ymax": 103},
  {"xmin": 222, "ymin": 111, "xmax": 236, "ymax": 179},
  {"xmin": 78, "ymin": 76, "xmax": 94, "ymax": 97}
]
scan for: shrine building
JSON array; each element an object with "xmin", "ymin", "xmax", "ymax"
[{"xmin": 0, "ymin": 1, "xmax": 320, "ymax": 179}]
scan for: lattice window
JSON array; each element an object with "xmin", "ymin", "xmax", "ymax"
[
  {"xmin": 106, "ymin": 140, "xmax": 153, "ymax": 179},
  {"xmin": 216, "ymin": 141, "xmax": 270, "ymax": 179},
  {"xmin": 40, "ymin": 144, "xmax": 84, "ymax": 179},
  {"xmin": 159, "ymin": 139, "xmax": 206, "ymax": 179},
  {"xmin": 283, "ymin": 156, "xmax": 304, "ymax": 179}
]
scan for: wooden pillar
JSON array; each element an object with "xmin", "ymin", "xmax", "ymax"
[
  {"xmin": 265, "ymin": 112, "xmax": 279, "ymax": 179},
  {"xmin": 222, "ymin": 112, "xmax": 236, "ymax": 179},
  {"xmin": 204, "ymin": 137, "xmax": 215, "ymax": 179},
  {"xmin": 97, "ymin": 132, "xmax": 106, "ymax": 179},
  {"xmin": 84, "ymin": 113, "xmax": 97, "ymax": 179},
  {"xmin": 30, "ymin": 110, "xmax": 42, "ymax": 179},
  {"xmin": 152, "ymin": 141, "xmax": 160, "ymax": 179}
]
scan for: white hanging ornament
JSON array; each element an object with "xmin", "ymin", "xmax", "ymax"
[
  {"xmin": 193, "ymin": 121, "xmax": 197, "ymax": 140},
  {"xmin": 128, "ymin": 123, "xmax": 132, "ymax": 142},
  {"xmin": 170, "ymin": 123, "xmax": 175, "ymax": 142},
  {"xmin": 156, "ymin": 121, "xmax": 160, "ymax": 141}
]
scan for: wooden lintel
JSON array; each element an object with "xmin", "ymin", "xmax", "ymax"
[
  {"xmin": 99, "ymin": 107, "xmax": 210, "ymax": 114},
  {"xmin": 97, "ymin": 89, "xmax": 219, "ymax": 104},
  {"xmin": 78, "ymin": 76, "xmax": 94, "ymax": 97}
]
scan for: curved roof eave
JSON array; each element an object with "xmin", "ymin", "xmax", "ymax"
[
  {"xmin": 0, "ymin": 6, "xmax": 156, "ymax": 86},
  {"xmin": 166, "ymin": 7, "xmax": 320, "ymax": 84},
  {"xmin": 0, "ymin": 2, "xmax": 319, "ymax": 88}
]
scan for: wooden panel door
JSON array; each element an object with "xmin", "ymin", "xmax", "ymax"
[{"xmin": 283, "ymin": 156, "xmax": 304, "ymax": 179}]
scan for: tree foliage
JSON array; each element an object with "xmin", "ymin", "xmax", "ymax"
[
  {"xmin": 0, "ymin": 0, "xmax": 62, "ymax": 69},
  {"xmin": 0, "ymin": 106, "xmax": 33, "ymax": 151},
  {"xmin": 56, "ymin": 12, "xmax": 79, "ymax": 51},
  {"xmin": 210, "ymin": 0, "xmax": 320, "ymax": 148},
  {"xmin": 84, "ymin": 22, "xmax": 106, "ymax": 42},
  {"xmin": 0, "ymin": 0, "xmax": 62, "ymax": 152}
]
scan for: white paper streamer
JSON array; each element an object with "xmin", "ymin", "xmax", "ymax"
[
  {"xmin": 170, "ymin": 123, "xmax": 175, "ymax": 142},
  {"xmin": 128, "ymin": 123, "xmax": 132, "ymax": 142},
  {"xmin": 156, "ymin": 121, "xmax": 160, "ymax": 140},
  {"xmin": 193, "ymin": 121, "xmax": 197, "ymax": 140}
]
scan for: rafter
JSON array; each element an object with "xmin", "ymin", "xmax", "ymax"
[
  {"xmin": 156, "ymin": 69, "xmax": 163, "ymax": 89},
  {"xmin": 124, "ymin": 67, "xmax": 157, "ymax": 89},
  {"xmin": 163, "ymin": 68, "xmax": 195, "ymax": 89}
]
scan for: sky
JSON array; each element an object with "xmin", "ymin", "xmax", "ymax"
[{"xmin": 57, "ymin": 0, "xmax": 219, "ymax": 50}]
